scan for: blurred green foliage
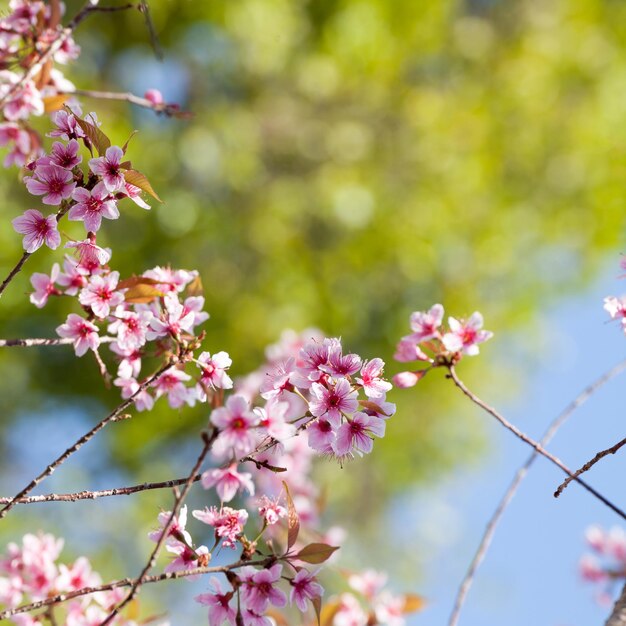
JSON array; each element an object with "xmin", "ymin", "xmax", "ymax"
[{"xmin": 0, "ymin": 0, "xmax": 625, "ymax": 564}]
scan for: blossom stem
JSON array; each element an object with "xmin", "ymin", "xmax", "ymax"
[
  {"xmin": 448, "ymin": 357, "xmax": 626, "ymax": 626},
  {"xmin": 62, "ymin": 88, "xmax": 186, "ymax": 117},
  {"xmin": 447, "ymin": 365, "xmax": 626, "ymax": 521}
]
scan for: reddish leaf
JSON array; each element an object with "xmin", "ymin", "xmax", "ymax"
[
  {"xmin": 124, "ymin": 169, "xmax": 163, "ymax": 203},
  {"xmin": 122, "ymin": 130, "xmax": 138, "ymax": 154},
  {"xmin": 358, "ymin": 400, "xmax": 392, "ymax": 416},
  {"xmin": 282, "ymin": 481, "xmax": 299, "ymax": 551},
  {"xmin": 186, "ymin": 274, "xmax": 204, "ymax": 297},
  {"xmin": 294, "ymin": 543, "xmax": 339, "ymax": 564},
  {"xmin": 117, "ymin": 275, "xmax": 162, "ymax": 290},
  {"xmin": 74, "ymin": 115, "xmax": 111, "ymax": 156},
  {"xmin": 123, "ymin": 283, "xmax": 164, "ymax": 304},
  {"xmin": 312, "ymin": 595, "xmax": 322, "ymax": 626}
]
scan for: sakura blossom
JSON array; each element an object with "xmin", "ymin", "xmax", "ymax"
[
  {"xmin": 29, "ymin": 263, "xmax": 60, "ymax": 308},
  {"xmin": 441, "ymin": 312, "xmax": 493, "ymax": 356},
  {"xmin": 78, "ymin": 271, "xmax": 124, "ymax": 318},
  {"xmin": 201, "ymin": 464, "xmax": 255, "ymax": 502},
  {"xmin": 88, "ymin": 145, "xmax": 126, "ymax": 192},
  {"xmin": 64, "ymin": 239, "xmax": 111, "ymax": 269},
  {"xmin": 192, "ymin": 506, "xmax": 248, "ymax": 549},
  {"xmin": 24, "ymin": 163, "xmax": 75, "ymax": 205},
  {"xmin": 195, "ymin": 578, "xmax": 237, "ymax": 626},
  {"xmin": 56, "ymin": 313, "xmax": 100, "ymax": 357},
  {"xmin": 289, "ymin": 569, "xmax": 324, "ymax": 612},
  {"xmin": 12, "ymin": 209, "xmax": 60, "ymax": 253},
  {"xmin": 211, "ymin": 395, "xmax": 259, "ymax": 458},
  {"xmin": 195, "ymin": 351, "xmax": 233, "ymax": 400},
  {"xmin": 309, "ymin": 378, "xmax": 359, "ymax": 427},
  {"xmin": 334, "ymin": 412, "xmax": 386, "ymax": 458},
  {"xmin": 356, "ymin": 358, "xmax": 393, "ymax": 398},
  {"xmin": 68, "ymin": 182, "xmax": 120, "ymax": 232}
]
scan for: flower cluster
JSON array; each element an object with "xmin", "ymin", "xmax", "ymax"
[
  {"xmin": 0, "ymin": 532, "xmax": 166, "ymax": 626},
  {"xmin": 580, "ymin": 525, "xmax": 626, "ymax": 592},
  {"xmin": 393, "ymin": 304, "xmax": 493, "ymax": 388},
  {"xmin": 0, "ymin": 1, "xmax": 82, "ymax": 167}
]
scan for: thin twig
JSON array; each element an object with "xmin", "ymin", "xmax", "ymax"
[
  {"xmin": 100, "ymin": 429, "xmax": 218, "ymax": 625},
  {"xmin": 0, "ymin": 360, "xmax": 173, "ymax": 520},
  {"xmin": 0, "ymin": 557, "xmax": 273, "ymax": 619},
  {"xmin": 0, "ymin": 251, "xmax": 31, "ymax": 299},
  {"xmin": 0, "ymin": 336, "xmax": 116, "ymax": 348},
  {"xmin": 0, "ymin": 474, "xmax": 202, "ymax": 504},
  {"xmin": 63, "ymin": 89, "xmax": 186, "ymax": 117},
  {"xmin": 555, "ymin": 436, "xmax": 626, "ymax": 497},
  {"xmin": 448, "ymin": 357, "xmax": 626, "ymax": 626},
  {"xmin": 447, "ymin": 366, "xmax": 626, "ymax": 521}
]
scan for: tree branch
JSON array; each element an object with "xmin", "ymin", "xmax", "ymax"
[
  {"xmin": 448, "ymin": 357, "xmax": 626, "ymax": 626},
  {"xmin": 0, "ymin": 360, "xmax": 173, "ymax": 520},
  {"xmin": 447, "ymin": 365, "xmax": 626, "ymax": 521}
]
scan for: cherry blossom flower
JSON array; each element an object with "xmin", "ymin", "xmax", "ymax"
[
  {"xmin": 307, "ymin": 418, "xmax": 336, "ymax": 454},
  {"xmin": 56, "ymin": 313, "xmax": 100, "ymax": 357},
  {"xmin": 108, "ymin": 307, "xmax": 152, "ymax": 351},
  {"xmin": 68, "ymin": 182, "xmax": 119, "ymax": 232},
  {"xmin": 144, "ymin": 88, "xmax": 164, "ymax": 105},
  {"xmin": 201, "ymin": 464, "xmax": 255, "ymax": 503},
  {"xmin": 334, "ymin": 593, "xmax": 369, "ymax": 626},
  {"xmin": 78, "ymin": 271, "xmax": 124, "ymax": 318},
  {"xmin": 165, "ymin": 544, "xmax": 210, "ymax": 575},
  {"xmin": 148, "ymin": 505, "xmax": 192, "ymax": 547},
  {"xmin": 289, "ymin": 569, "xmax": 323, "ymax": 612},
  {"xmin": 57, "ymin": 254, "xmax": 88, "ymax": 295},
  {"xmin": 147, "ymin": 293, "xmax": 195, "ymax": 340},
  {"xmin": 48, "ymin": 110, "xmax": 83, "ymax": 141},
  {"xmin": 110, "ymin": 341, "xmax": 142, "ymax": 379},
  {"xmin": 24, "ymin": 163, "xmax": 75, "ymax": 205},
  {"xmin": 113, "ymin": 376, "xmax": 154, "ymax": 412},
  {"xmin": 254, "ymin": 399, "xmax": 296, "ymax": 441},
  {"xmin": 243, "ymin": 564, "xmax": 287, "ymax": 613},
  {"xmin": 12, "ymin": 209, "xmax": 60, "ymax": 253},
  {"xmin": 120, "ymin": 182, "xmax": 151, "ymax": 210},
  {"xmin": 56, "ymin": 557, "xmax": 100, "ymax": 592},
  {"xmin": 49, "ymin": 139, "xmax": 82, "ymax": 169},
  {"xmin": 320, "ymin": 343, "xmax": 362, "ymax": 378},
  {"xmin": 152, "ymin": 369, "xmax": 195, "ymax": 409},
  {"xmin": 309, "ymin": 378, "xmax": 359, "ymax": 427},
  {"xmin": 29, "ymin": 263, "xmax": 60, "ymax": 308},
  {"xmin": 257, "ymin": 496, "xmax": 287, "ymax": 525},
  {"xmin": 356, "ymin": 358, "xmax": 392, "ymax": 398},
  {"xmin": 409, "ymin": 303, "xmax": 444, "ymax": 341},
  {"xmin": 392, "ymin": 371, "xmax": 422, "ymax": 389},
  {"xmin": 195, "ymin": 351, "xmax": 233, "ymax": 400},
  {"xmin": 334, "ymin": 412, "xmax": 386, "ymax": 458},
  {"xmin": 195, "ymin": 578, "xmax": 237, "ymax": 626},
  {"xmin": 192, "ymin": 506, "xmax": 248, "ymax": 549},
  {"xmin": 64, "ymin": 239, "xmax": 111, "ymax": 269},
  {"xmin": 394, "ymin": 337, "xmax": 430, "ymax": 363},
  {"xmin": 348, "ymin": 569, "xmax": 387, "ymax": 600},
  {"xmin": 88, "ymin": 145, "xmax": 125, "ymax": 192},
  {"xmin": 441, "ymin": 312, "xmax": 493, "ymax": 356},
  {"xmin": 211, "ymin": 395, "xmax": 258, "ymax": 457}
]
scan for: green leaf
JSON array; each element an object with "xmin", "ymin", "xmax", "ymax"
[
  {"xmin": 124, "ymin": 169, "xmax": 163, "ymax": 203},
  {"xmin": 293, "ymin": 543, "xmax": 339, "ymax": 564}
]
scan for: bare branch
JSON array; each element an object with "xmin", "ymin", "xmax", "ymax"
[
  {"xmin": 100, "ymin": 429, "xmax": 218, "ymax": 625},
  {"xmin": 0, "ymin": 336, "xmax": 115, "ymax": 348},
  {"xmin": 447, "ymin": 366, "xmax": 626, "ymax": 521},
  {"xmin": 555, "ymin": 436, "xmax": 626, "ymax": 497},
  {"xmin": 0, "ymin": 360, "xmax": 173, "ymax": 520},
  {"xmin": 62, "ymin": 89, "xmax": 187, "ymax": 117},
  {"xmin": 448, "ymin": 357, "xmax": 626, "ymax": 626}
]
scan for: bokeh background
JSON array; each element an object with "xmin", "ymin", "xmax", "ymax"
[{"xmin": 1, "ymin": 0, "xmax": 626, "ymax": 623}]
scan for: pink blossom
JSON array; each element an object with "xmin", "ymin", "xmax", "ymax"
[
  {"xmin": 257, "ymin": 495, "xmax": 287, "ymax": 525},
  {"xmin": 165, "ymin": 544, "xmax": 210, "ymax": 575},
  {"xmin": 1, "ymin": 79, "xmax": 44, "ymax": 121},
  {"xmin": 348, "ymin": 569, "xmax": 387, "ymax": 600},
  {"xmin": 442, "ymin": 312, "xmax": 493, "ymax": 356},
  {"xmin": 147, "ymin": 293, "xmax": 195, "ymax": 340},
  {"xmin": 289, "ymin": 569, "xmax": 323, "ymax": 612},
  {"xmin": 394, "ymin": 336, "xmax": 430, "ymax": 363},
  {"xmin": 307, "ymin": 418, "xmax": 336, "ymax": 454},
  {"xmin": 152, "ymin": 368, "xmax": 195, "ymax": 409},
  {"xmin": 320, "ymin": 343, "xmax": 362, "ymax": 378},
  {"xmin": 110, "ymin": 341, "xmax": 142, "ymax": 379},
  {"xmin": 409, "ymin": 303, "xmax": 444, "ymax": 341},
  {"xmin": 12, "ymin": 209, "xmax": 60, "ymax": 253},
  {"xmin": 56, "ymin": 313, "xmax": 100, "ymax": 357},
  {"xmin": 143, "ymin": 266, "xmax": 197, "ymax": 292},
  {"xmin": 49, "ymin": 139, "xmax": 82, "ymax": 169},
  {"xmin": 29, "ymin": 263, "xmax": 60, "ymax": 308},
  {"xmin": 195, "ymin": 578, "xmax": 236, "ymax": 626},
  {"xmin": 78, "ymin": 271, "xmax": 124, "ymax": 318},
  {"xmin": 48, "ymin": 110, "xmax": 83, "ymax": 141},
  {"xmin": 374, "ymin": 592, "xmax": 406, "ymax": 626},
  {"xmin": 392, "ymin": 371, "xmax": 421, "ymax": 389},
  {"xmin": 297, "ymin": 338, "xmax": 334, "ymax": 384},
  {"xmin": 244, "ymin": 564, "xmax": 287, "ymax": 613},
  {"xmin": 113, "ymin": 376, "xmax": 154, "ymax": 411},
  {"xmin": 108, "ymin": 307, "xmax": 151, "ymax": 351},
  {"xmin": 356, "ymin": 358, "xmax": 392, "ymax": 398},
  {"xmin": 57, "ymin": 254, "xmax": 88, "ymax": 295},
  {"xmin": 56, "ymin": 557, "xmax": 100, "ymax": 592},
  {"xmin": 309, "ymin": 378, "xmax": 359, "ymax": 427},
  {"xmin": 148, "ymin": 505, "xmax": 192, "ymax": 548},
  {"xmin": 254, "ymin": 399, "xmax": 296, "ymax": 441},
  {"xmin": 88, "ymin": 145, "xmax": 125, "ymax": 192},
  {"xmin": 25, "ymin": 163, "xmax": 75, "ymax": 205},
  {"xmin": 192, "ymin": 506, "xmax": 248, "ymax": 549},
  {"xmin": 182, "ymin": 295, "xmax": 210, "ymax": 328},
  {"xmin": 195, "ymin": 351, "xmax": 233, "ymax": 400},
  {"xmin": 579, "ymin": 555, "xmax": 607, "ymax": 582},
  {"xmin": 211, "ymin": 395, "xmax": 258, "ymax": 458},
  {"xmin": 68, "ymin": 182, "xmax": 119, "ymax": 232},
  {"xmin": 120, "ymin": 182, "xmax": 151, "ymax": 210},
  {"xmin": 334, "ymin": 412, "xmax": 386, "ymax": 458},
  {"xmin": 64, "ymin": 239, "xmax": 111, "ymax": 270},
  {"xmin": 201, "ymin": 464, "xmax": 255, "ymax": 502},
  {"xmin": 260, "ymin": 358, "xmax": 298, "ymax": 399},
  {"xmin": 334, "ymin": 593, "xmax": 368, "ymax": 626}
]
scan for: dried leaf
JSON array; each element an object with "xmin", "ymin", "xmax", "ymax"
[
  {"xmin": 402, "ymin": 593, "xmax": 426, "ymax": 614},
  {"xmin": 124, "ymin": 169, "xmax": 163, "ymax": 203},
  {"xmin": 122, "ymin": 130, "xmax": 138, "ymax": 154},
  {"xmin": 358, "ymin": 400, "xmax": 392, "ymax": 416},
  {"xmin": 186, "ymin": 274, "xmax": 204, "ymax": 297},
  {"xmin": 312, "ymin": 596, "xmax": 322, "ymax": 626},
  {"xmin": 123, "ymin": 283, "xmax": 164, "ymax": 304},
  {"xmin": 74, "ymin": 115, "xmax": 111, "ymax": 156},
  {"xmin": 294, "ymin": 543, "xmax": 339, "ymax": 564},
  {"xmin": 283, "ymin": 481, "xmax": 299, "ymax": 551},
  {"xmin": 43, "ymin": 94, "xmax": 70, "ymax": 113},
  {"xmin": 117, "ymin": 275, "xmax": 162, "ymax": 290}
]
